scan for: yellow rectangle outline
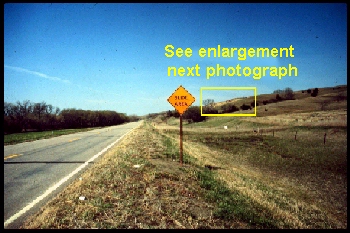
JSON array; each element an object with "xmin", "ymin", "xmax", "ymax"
[{"xmin": 200, "ymin": 87, "xmax": 257, "ymax": 116}]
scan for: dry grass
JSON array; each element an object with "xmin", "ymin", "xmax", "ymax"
[
  {"xmin": 21, "ymin": 122, "xmax": 250, "ymax": 229},
  {"xmin": 158, "ymin": 120, "xmax": 347, "ymax": 228},
  {"xmin": 21, "ymin": 85, "xmax": 347, "ymax": 229},
  {"xmin": 152, "ymin": 85, "xmax": 347, "ymax": 228}
]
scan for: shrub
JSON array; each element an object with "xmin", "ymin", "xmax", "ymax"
[
  {"xmin": 307, "ymin": 89, "xmax": 311, "ymax": 94},
  {"xmin": 311, "ymin": 88, "xmax": 319, "ymax": 97},
  {"xmin": 173, "ymin": 111, "xmax": 180, "ymax": 118},
  {"xmin": 276, "ymin": 94, "xmax": 282, "ymax": 101},
  {"xmin": 284, "ymin": 87, "xmax": 295, "ymax": 100},
  {"xmin": 221, "ymin": 104, "xmax": 239, "ymax": 113},
  {"xmin": 182, "ymin": 106, "xmax": 206, "ymax": 122},
  {"xmin": 203, "ymin": 108, "xmax": 218, "ymax": 114},
  {"xmin": 230, "ymin": 105, "xmax": 239, "ymax": 112},
  {"xmin": 167, "ymin": 110, "xmax": 173, "ymax": 117},
  {"xmin": 240, "ymin": 104, "xmax": 251, "ymax": 110},
  {"xmin": 220, "ymin": 104, "xmax": 229, "ymax": 113}
]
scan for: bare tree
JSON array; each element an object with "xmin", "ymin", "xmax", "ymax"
[
  {"xmin": 33, "ymin": 102, "xmax": 47, "ymax": 120},
  {"xmin": 16, "ymin": 100, "xmax": 32, "ymax": 132},
  {"xmin": 4, "ymin": 102, "xmax": 15, "ymax": 117},
  {"xmin": 284, "ymin": 87, "xmax": 295, "ymax": 100},
  {"xmin": 202, "ymin": 99, "xmax": 216, "ymax": 114},
  {"xmin": 46, "ymin": 104, "xmax": 53, "ymax": 115},
  {"xmin": 203, "ymin": 99, "xmax": 215, "ymax": 107},
  {"xmin": 55, "ymin": 107, "xmax": 60, "ymax": 115}
]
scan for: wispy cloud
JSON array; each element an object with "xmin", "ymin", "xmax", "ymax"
[{"xmin": 4, "ymin": 65, "xmax": 71, "ymax": 84}]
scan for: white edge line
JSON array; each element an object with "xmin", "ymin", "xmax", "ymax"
[{"xmin": 4, "ymin": 122, "xmax": 141, "ymax": 228}]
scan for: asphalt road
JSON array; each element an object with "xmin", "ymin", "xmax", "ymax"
[{"xmin": 4, "ymin": 121, "xmax": 142, "ymax": 229}]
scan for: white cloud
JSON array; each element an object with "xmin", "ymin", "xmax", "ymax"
[{"xmin": 4, "ymin": 65, "xmax": 71, "ymax": 84}]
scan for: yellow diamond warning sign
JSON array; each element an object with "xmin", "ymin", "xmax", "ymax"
[{"xmin": 167, "ymin": 85, "xmax": 195, "ymax": 115}]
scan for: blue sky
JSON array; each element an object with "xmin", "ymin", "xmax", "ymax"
[{"xmin": 4, "ymin": 3, "xmax": 347, "ymax": 116}]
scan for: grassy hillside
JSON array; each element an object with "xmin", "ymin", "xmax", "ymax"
[{"xmin": 211, "ymin": 85, "xmax": 347, "ymax": 115}]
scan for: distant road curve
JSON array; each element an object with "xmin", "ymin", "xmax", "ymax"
[{"xmin": 4, "ymin": 121, "xmax": 142, "ymax": 229}]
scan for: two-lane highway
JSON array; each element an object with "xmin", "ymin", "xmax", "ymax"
[{"xmin": 4, "ymin": 121, "xmax": 142, "ymax": 229}]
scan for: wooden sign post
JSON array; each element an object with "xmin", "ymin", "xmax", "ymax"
[{"xmin": 167, "ymin": 85, "xmax": 195, "ymax": 165}]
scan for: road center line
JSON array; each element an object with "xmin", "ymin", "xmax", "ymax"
[
  {"xmin": 4, "ymin": 124, "xmax": 139, "ymax": 228},
  {"xmin": 4, "ymin": 154, "xmax": 22, "ymax": 160},
  {"xmin": 68, "ymin": 138, "xmax": 81, "ymax": 143}
]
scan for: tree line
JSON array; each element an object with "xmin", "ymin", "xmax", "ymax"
[
  {"xmin": 4, "ymin": 100, "xmax": 139, "ymax": 134},
  {"xmin": 161, "ymin": 87, "xmax": 298, "ymax": 123}
]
